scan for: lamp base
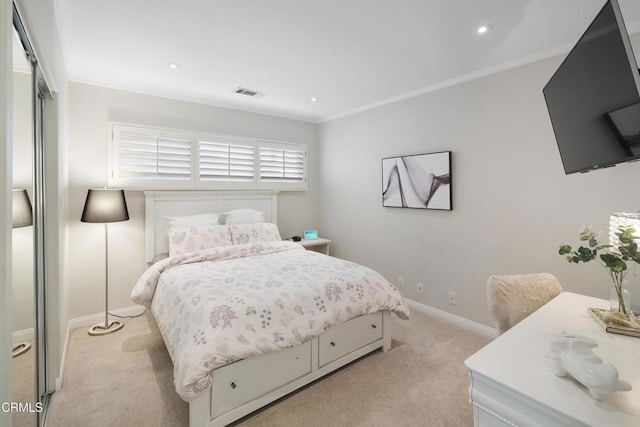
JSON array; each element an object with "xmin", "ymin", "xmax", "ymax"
[
  {"xmin": 88, "ymin": 320, "xmax": 124, "ymax": 336},
  {"xmin": 12, "ymin": 342, "xmax": 31, "ymax": 358}
]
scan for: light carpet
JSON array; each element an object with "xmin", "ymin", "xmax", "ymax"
[
  {"xmin": 46, "ymin": 310, "xmax": 491, "ymax": 427},
  {"xmin": 12, "ymin": 341, "xmax": 36, "ymax": 427}
]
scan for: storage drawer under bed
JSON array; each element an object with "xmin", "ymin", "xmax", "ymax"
[
  {"xmin": 318, "ymin": 312, "xmax": 383, "ymax": 366},
  {"xmin": 210, "ymin": 340, "xmax": 312, "ymax": 418},
  {"xmin": 208, "ymin": 312, "xmax": 384, "ymax": 419}
]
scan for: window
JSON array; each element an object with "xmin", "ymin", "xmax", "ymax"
[
  {"xmin": 259, "ymin": 142, "xmax": 306, "ymax": 189},
  {"xmin": 110, "ymin": 123, "xmax": 307, "ymax": 191},
  {"xmin": 198, "ymin": 139, "xmax": 254, "ymax": 182},
  {"xmin": 111, "ymin": 124, "xmax": 193, "ymax": 188}
]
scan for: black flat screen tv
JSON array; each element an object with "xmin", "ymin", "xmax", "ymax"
[{"xmin": 543, "ymin": 0, "xmax": 640, "ymax": 174}]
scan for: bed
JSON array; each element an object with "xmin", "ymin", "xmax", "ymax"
[{"xmin": 132, "ymin": 190, "xmax": 410, "ymax": 427}]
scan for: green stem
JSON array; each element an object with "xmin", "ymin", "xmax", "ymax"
[{"xmin": 609, "ymin": 270, "xmax": 628, "ymax": 315}]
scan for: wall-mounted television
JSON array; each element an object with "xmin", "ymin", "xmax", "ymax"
[{"xmin": 543, "ymin": 0, "xmax": 640, "ymax": 174}]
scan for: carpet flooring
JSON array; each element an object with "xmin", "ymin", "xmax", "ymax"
[
  {"xmin": 12, "ymin": 341, "xmax": 35, "ymax": 427},
  {"xmin": 46, "ymin": 309, "xmax": 491, "ymax": 427}
]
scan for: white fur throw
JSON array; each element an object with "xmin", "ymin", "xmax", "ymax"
[{"xmin": 487, "ymin": 273, "xmax": 562, "ymax": 336}]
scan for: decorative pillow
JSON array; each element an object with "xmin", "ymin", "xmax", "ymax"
[
  {"xmin": 219, "ymin": 209, "xmax": 264, "ymax": 225},
  {"xmin": 166, "ymin": 213, "xmax": 220, "ymax": 230},
  {"xmin": 229, "ymin": 223, "xmax": 281, "ymax": 245},
  {"xmin": 168, "ymin": 225, "xmax": 232, "ymax": 256}
]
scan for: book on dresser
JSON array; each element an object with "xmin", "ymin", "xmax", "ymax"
[{"xmin": 588, "ymin": 307, "xmax": 640, "ymax": 338}]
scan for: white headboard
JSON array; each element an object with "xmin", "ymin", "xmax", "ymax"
[{"xmin": 144, "ymin": 190, "xmax": 278, "ymax": 263}]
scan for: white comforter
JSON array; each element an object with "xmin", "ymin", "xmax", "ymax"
[{"xmin": 131, "ymin": 240, "xmax": 410, "ymax": 401}]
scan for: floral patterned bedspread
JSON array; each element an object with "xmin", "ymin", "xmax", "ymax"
[{"xmin": 131, "ymin": 240, "xmax": 410, "ymax": 401}]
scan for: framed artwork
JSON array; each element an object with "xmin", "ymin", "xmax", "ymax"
[{"xmin": 382, "ymin": 151, "xmax": 452, "ymax": 210}]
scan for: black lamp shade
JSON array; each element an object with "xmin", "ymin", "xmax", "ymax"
[
  {"xmin": 81, "ymin": 189, "xmax": 129, "ymax": 223},
  {"xmin": 12, "ymin": 189, "xmax": 33, "ymax": 228}
]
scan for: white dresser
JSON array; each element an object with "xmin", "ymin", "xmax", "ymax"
[{"xmin": 465, "ymin": 292, "xmax": 640, "ymax": 426}]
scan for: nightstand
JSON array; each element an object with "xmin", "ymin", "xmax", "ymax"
[{"xmin": 299, "ymin": 238, "xmax": 331, "ymax": 255}]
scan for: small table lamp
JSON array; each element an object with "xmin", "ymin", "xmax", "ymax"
[
  {"xmin": 12, "ymin": 189, "xmax": 33, "ymax": 357},
  {"xmin": 81, "ymin": 189, "xmax": 129, "ymax": 336}
]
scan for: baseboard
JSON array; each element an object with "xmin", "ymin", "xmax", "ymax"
[
  {"xmin": 56, "ymin": 304, "xmax": 147, "ymax": 391},
  {"xmin": 405, "ymin": 298, "xmax": 496, "ymax": 338},
  {"xmin": 12, "ymin": 327, "xmax": 34, "ymax": 344}
]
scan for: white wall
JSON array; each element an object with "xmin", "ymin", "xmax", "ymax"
[
  {"xmin": 66, "ymin": 82, "xmax": 318, "ymax": 319},
  {"xmin": 318, "ymin": 55, "xmax": 640, "ymax": 327}
]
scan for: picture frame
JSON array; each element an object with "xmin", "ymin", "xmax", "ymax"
[{"xmin": 382, "ymin": 151, "xmax": 452, "ymax": 210}]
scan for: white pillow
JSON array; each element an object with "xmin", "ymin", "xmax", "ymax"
[
  {"xmin": 220, "ymin": 209, "xmax": 264, "ymax": 225},
  {"xmin": 167, "ymin": 225, "xmax": 232, "ymax": 256},
  {"xmin": 229, "ymin": 223, "xmax": 281, "ymax": 244},
  {"xmin": 151, "ymin": 252, "xmax": 169, "ymax": 264},
  {"xmin": 166, "ymin": 213, "xmax": 220, "ymax": 230}
]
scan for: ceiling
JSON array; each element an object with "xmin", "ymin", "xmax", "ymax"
[{"xmin": 56, "ymin": 0, "xmax": 640, "ymax": 123}]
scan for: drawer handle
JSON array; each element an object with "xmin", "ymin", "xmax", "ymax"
[
  {"xmin": 330, "ymin": 341, "xmax": 336, "ymax": 347},
  {"xmin": 230, "ymin": 382, "xmax": 237, "ymax": 389},
  {"xmin": 371, "ymin": 324, "xmax": 377, "ymax": 329}
]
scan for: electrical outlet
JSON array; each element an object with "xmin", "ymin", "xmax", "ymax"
[
  {"xmin": 449, "ymin": 291, "xmax": 456, "ymax": 305},
  {"xmin": 417, "ymin": 282, "xmax": 424, "ymax": 295},
  {"xmin": 397, "ymin": 276, "xmax": 404, "ymax": 288}
]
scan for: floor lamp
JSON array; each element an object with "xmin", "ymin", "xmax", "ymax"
[
  {"xmin": 81, "ymin": 189, "xmax": 129, "ymax": 336},
  {"xmin": 12, "ymin": 189, "xmax": 33, "ymax": 357}
]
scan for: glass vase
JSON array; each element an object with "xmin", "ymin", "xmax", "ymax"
[{"xmin": 610, "ymin": 286, "xmax": 631, "ymax": 316}]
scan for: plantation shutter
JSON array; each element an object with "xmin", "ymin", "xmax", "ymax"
[
  {"xmin": 199, "ymin": 139, "xmax": 255, "ymax": 181},
  {"xmin": 114, "ymin": 125, "xmax": 192, "ymax": 183},
  {"xmin": 111, "ymin": 123, "xmax": 307, "ymax": 190},
  {"xmin": 259, "ymin": 143, "xmax": 306, "ymax": 183}
]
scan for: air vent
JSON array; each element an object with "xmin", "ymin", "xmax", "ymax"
[{"xmin": 234, "ymin": 87, "xmax": 265, "ymax": 98}]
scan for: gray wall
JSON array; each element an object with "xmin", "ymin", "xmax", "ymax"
[
  {"xmin": 66, "ymin": 82, "xmax": 318, "ymax": 319},
  {"xmin": 318, "ymin": 55, "xmax": 640, "ymax": 326}
]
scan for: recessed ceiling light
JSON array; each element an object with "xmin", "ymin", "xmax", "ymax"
[
  {"xmin": 477, "ymin": 24, "xmax": 492, "ymax": 35},
  {"xmin": 168, "ymin": 63, "xmax": 181, "ymax": 69},
  {"xmin": 311, "ymin": 97, "xmax": 318, "ymax": 102}
]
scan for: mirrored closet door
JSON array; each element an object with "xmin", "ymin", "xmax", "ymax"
[
  {"xmin": 12, "ymin": 4, "xmax": 53, "ymax": 425},
  {"xmin": 11, "ymin": 23, "xmax": 35, "ymax": 427}
]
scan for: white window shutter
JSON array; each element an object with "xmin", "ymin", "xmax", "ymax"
[
  {"xmin": 117, "ymin": 132, "xmax": 158, "ymax": 177},
  {"xmin": 198, "ymin": 139, "xmax": 255, "ymax": 181},
  {"xmin": 110, "ymin": 123, "xmax": 307, "ymax": 191},
  {"xmin": 113, "ymin": 125, "xmax": 192, "ymax": 185},
  {"xmin": 259, "ymin": 144, "xmax": 306, "ymax": 183},
  {"xmin": 156, "ymin": 136, "xmax": 192, "ymax": 178}
]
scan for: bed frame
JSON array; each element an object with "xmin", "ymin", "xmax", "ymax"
[{"xmin": 144, "ymin": 190, "xmax": 392, "ymax": 427}]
